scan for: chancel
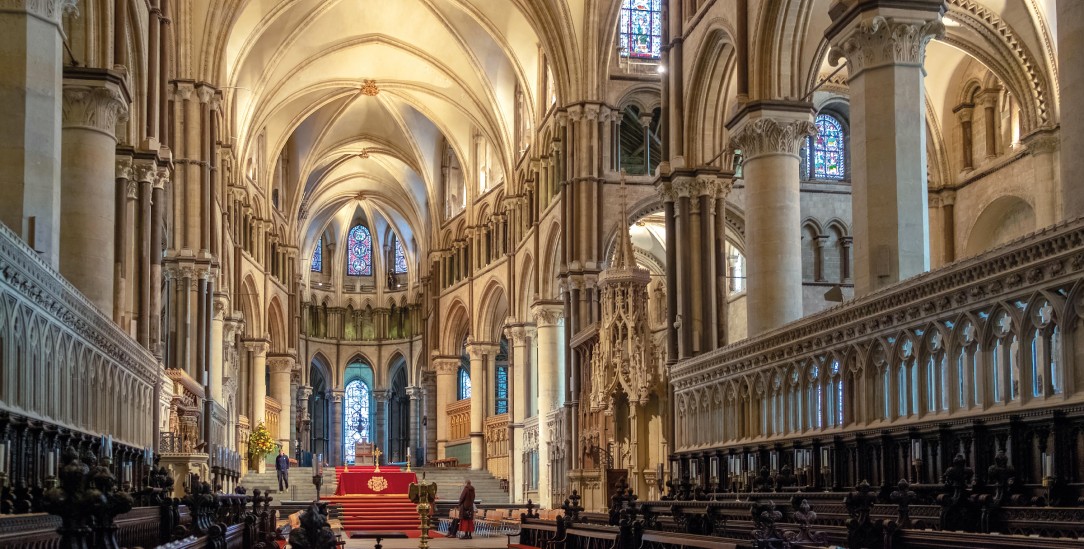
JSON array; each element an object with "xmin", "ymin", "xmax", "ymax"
[{"xmin": 1, "ymin": 0, "xmax": 1084, "ymax": 547}]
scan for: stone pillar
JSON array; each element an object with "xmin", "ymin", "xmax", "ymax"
[
  {"xmin": 827, "ymin": 1, "xmax": 943, "ymax": 295},
  {"xmin": 245, "ymin": 341, "xmax": 269, "ymax": 431},
  {"xmin": 433, "ymin": 357, "xmax": 458, "ymax": 459},
  {"xmin": 406, "ymin": 385, "xmax": 421, "ymax": 464},
  {"xmin": 0, "ymin": 0, "xmax": 76, "ymax": 267},
  {"xmin": 1060, "ymin": 0, "xmax": 1084, "ymax": 219},
  {"xmin": 954, "ymin": 104, "xmax": 974, "ymax": 171},
  {"xmin": 297, "ymin": 385, "xmax": 312, "ymax": 453},
  {"xmin": 373, "ymin": 389, "xmax": 389, "ymax": 462},
  {"xmin": 465, "ymin": 342, "xmax": 496, "ymax": 471},
  {"xmin": 331, "ymin": 391, "xmax": 344, "ymax": 465},
  {"xmin": 532, "ymin": 303, "xmax": 564, "ymax": 508},
  {"xmin": 640, "ymin": 113, "xmax": 654, "ymax": 175},
  {"xmin": 59, "ymin": 69, "xmax": 129, "ymax": 313},
  {"xmin": 268, "ymin": 355, "xmax": 295, "ymax": 454},
  {"xmin": 979, "ymin": 90, "xmax": 999, "ymax": 159},
  {"xmin": 1024, "ymin": 131, "xmax": 1060, "ymax": 228},
  {"xmin": 506, "ymin": 325, "xmax": 531, "ymax": 504},
  {"xmin": 940, "ymin": 191, "xmax": 956, "ymax": 264},
  {"xmin": 727, "ymin": 102, "xmax": 815, "ymax": 335},
  {"xmin": 210, "ymin": 297, "xmax": 226, "ymax": 403}
]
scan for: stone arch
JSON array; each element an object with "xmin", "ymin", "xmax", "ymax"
[
  {"xmin": 538, "ymin": 220, "xmax": 563, "ymax": 300},
  {"xmin": 240, "ymin": 275, "xmax": 262, "ymax": 338},
  {"xmin": 476, "ymin": 278, "xmax": 509, "ymax": 343},
  {"xmin": 686, "ymin": 24, "xmax": 738, "ymax": 166},
  {"xmin": 964, "ymin": 195, "xmax": 1036, "ymax": 257},
  {"xmin": 267, "ymin": 296, "xmax": 287, "ymax": 353},
  {"xmin": 441, "ymin": 299, "xmax": 471, "ymax": 356}
]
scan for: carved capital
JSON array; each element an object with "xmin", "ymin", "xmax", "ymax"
[
  {"xmin": 505, "ymin": 325, "xmax": 530, "ymax": 346},
  {"xmin": 115, "ymin": 158, "xmax": 134, "ymax": 180},
  {"xmin": 2, "ymin": 0, "xmax": 78, "ymax": 25},
  {"xmin": 828, "ymin": 15, "xmax": 944, "ymax": 78},
  {"xmin": 173, "ymin": 82, "xmax": 195, "ymax": 101},
  {"xmin": 465, "ymin": 342, "xmax": 499, "ymax": 361},
  {"xmin": 267, "ymin": 356, "xmax": 294, "ymax": 374},
  {"xmin": 133, "ymin": 161, "xmax": 158, "ymax": 184},
  {"xmin": 244, "ymin": 340, "xmax": 270, "ymax": 356},
  {"xmin": 432, "ymin": 358, "xmax": 460, "ymax": 375},
  {"xmin": 729, "ymin": 117, "xmax": 815, "ymax": 161},
  {"xmin": 196, "ymin": 84, "xmax": 217, "ymax": 105},
  {"xmin": 531, "ymin": 303, "xmax": 565, "ymax": 327},
  {"xmin": 62, "ymin": 84, "xmax": 128, "ymax": 136}
]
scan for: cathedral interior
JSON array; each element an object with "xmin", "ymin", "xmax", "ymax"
[{"xmin": 1, "ymin": 0, "xmax": 1084, "ymax": 546}]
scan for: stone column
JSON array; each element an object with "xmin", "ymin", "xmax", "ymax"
[
  {"xmin": 532, "ymin": 303, "xmax": 564, "ymax": 508},
  {"xmin": 406, "ymin": 385, "xmax": 421, "ymax": 465},
  {"xmin": 506, "ymin": 325, "xmax": 531, "ymax": 504},
  {"xmin": 245, "ymin": 341, "xmax": 270, "ymax": 431},
  {"xmin": 979, "ymin": 90, "xmax": 1000, "ymax": 159},
  {"xmin": 373, "ymin": 389, "xmax": 389, "ymax": 461},
  {"xmin": 465, "ymin": 341, "xmax": 496, "ymax": 471},
  {"xmin": 268, "ymin": 355, "xmax": 295, "ymax": 453},
  {"xmin": 331, "ymin": 391, "xmax": 344, "ymax": 465},
  {"xmin": 1059, "ymin": 0, "xmax": 1084, "ymax": 219},
  {"xmin": 1024, "ymin": 131, "xmax": 1060, "ymax": 228},
  {"xmin": 727, "ymin": 102, "xmax": 815, "ymax": 335},
  {"xmin": 297, "ymin": 385, "xmax": 312, "ymax": 453},
  {"xmin": 0, "ymin": 0, "xmax": 76, "ymax": 267},
  {"xmin": 953, "ymin": 104, "xmax": 975, "ymax": 171},
  {"xmin": 939, "ymin": 191, "xmax": 956, "ymax": 265},
  {"xmin": 827, "ymin": 1, "xmax": 943, "ymax": 295},
  {"xmin": 640, "ymin": 113, "xmax": 654, "ymax": 175},
  {"xmin": 433, "ymin": 358, "xmax": 458, "ymax": 459},
  {"xmin": 59, "ymin": 69, "xmax": 129, "ymax": 313},
  {"xmin": 210, "ymin": 297, "xmax": 226, "ymax": 403}
]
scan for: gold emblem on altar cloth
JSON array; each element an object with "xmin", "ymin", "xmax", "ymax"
[{"xmin": 367, "ymin": 476, "xmax": 388, "ymax": 492}]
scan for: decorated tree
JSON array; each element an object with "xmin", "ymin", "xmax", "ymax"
[{"xmin": 248, "ymin": 422, "xmax": 278, "ymax": 460}]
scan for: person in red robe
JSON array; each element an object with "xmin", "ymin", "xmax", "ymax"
[{"xmin": 457, "ymin": 480, "xmax": 476, "ymax": 539}]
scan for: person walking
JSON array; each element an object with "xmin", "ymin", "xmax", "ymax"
[
  {"xmin": 275, "ymin": 449, "xmax": 290, "ymax": 492},
  {"xmin": 457, "ymin": 479, "xmax": 476, "ymax": 539}
]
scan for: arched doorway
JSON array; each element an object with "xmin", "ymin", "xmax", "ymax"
[
  {"xmin": 308, "ymin": 360, "xmax": 330, "ymax": 462},
  {"xmin": 388, "ymin": 364, "xmax": 410, "ymax": 462}
]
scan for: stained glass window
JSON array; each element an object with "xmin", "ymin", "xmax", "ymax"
[
  {"xmin": 393, "ymin": 236, "xmax": 407, "ymax": 274},
  {"xmin": 619, "ymin": 0, "xmax": 662, "ymax": 60},
  {"xmin": 807, "ymin": 114, "xmax": 846, "ymax": 180},
  {"xmin": 343, "ymin": 379, "xmax": 371, "ymax": 465},
  {"xmin": 346, "ymin": 225, "xmax": 372, "ymax": 276},
  {"xmin": 457, "ymin": 366, "xmax": 472, "ymax": 400},
  {"xmin": 311, "ymin": 238, "xmax": 323, "ymax": 272}
]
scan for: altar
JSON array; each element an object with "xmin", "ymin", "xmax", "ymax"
[{"xmin": 335, "ymin": 469, "xmax": 418, "ymax": 496}]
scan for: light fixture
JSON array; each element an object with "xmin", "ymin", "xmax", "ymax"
[
  {"xmin": 361, "ymin": 79, "xmax": 379, "ymax": 96},
  {"xmin": 656, "ymin": 64, "xmax": 667, "ymax": 74}
]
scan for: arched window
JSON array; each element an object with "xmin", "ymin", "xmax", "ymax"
[
  {"xmin": 343, "ymin": 379, "xmax": 371, "ymax": 465},
  {"xmin": 347, "ymin": 225, "xmax": 373, "ymax": 276},
  {"xmin": 393, "ymin": 235, "xmax": 408, "ymax": 274},
  {"xmin": 618, "ymin": 0, "xmax": 662, "ymax": 59},
  {"xmin": 806, "ymin": 114, "xmax": 846, "ymax": 180},
  {"xmin": 311, "ymin": 237, "xmax": 323, "ymax": 272},
  {"xmin": 457, "ymin": 366, "xmax": 472, "ymax": 400},
  {"xmin": 494, "ymin": 338, "xmax": 509, "ymax": 415}
]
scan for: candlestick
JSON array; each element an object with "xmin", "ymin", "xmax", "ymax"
[
  {"xmin": 0, "ymin": 441, "xmax": 7, "ymax": 475},
  {"xmin": 46, "ymin": 450, "xmax": 56, "ymax": 478}
]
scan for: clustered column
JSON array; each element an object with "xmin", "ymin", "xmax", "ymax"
[
  {"xmin": 727, "ymin": 103, "xmax": 815, "ymax": 335},
  {"xmin": 826, "ymin": 1, "xmax": 944, "ymax": 295}
]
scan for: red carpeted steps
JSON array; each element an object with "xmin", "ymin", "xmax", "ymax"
[{"xmin": 324, "ymin": 494, "xmax": 422, "ymax": 531}]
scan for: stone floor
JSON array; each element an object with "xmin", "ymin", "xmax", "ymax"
[{"xmin": 341, "ymin": 534, "xmax": 506, "ymax": 548}]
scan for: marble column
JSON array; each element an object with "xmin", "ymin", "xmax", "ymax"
[
  {"xmin": 0, "ymin": 0, "xmax": 75, "ymax": 267},
  {"xmin": 59, "ymin": 69, "xmax": 129, "ymax": 313},
  {"xmin": 532, "ymin": 303, "xmax": 564, "ymax": 508},
  {"xmin": 1059, "ymin": 0, "xmax": 1084, "ymax": 219},
  {"xmin": 465, "ymin": 342, "xmax": 496, "ymax": 471},
  {"xmin": 331, "ymin": 391, "xmax": 344, "ymax": 465},
  {"xmin": 373, "ymin": 390, "xmax": 389, "ymax": 462},
  {"xmin": 506, "ymin": 325, "xmax": 531, "ymax": 504},
  {"xmin": 433, "ymin": 358, "xmax": 458, "ymax": 459},
  {"xmin": 827, "ymin": 1, "xmax": 943, "ymax": 295},
  {"xmin": 245, "ymin": 341, "xmax": 269, "ymax": 431},
  {"xmin": 268, "ymin": 355, "xmax": 295, "ymax": 453},
  {"xmin": 210, "ymin": 297, "xmax": 226, "ymax": 403},
  {"xmin": 727, "ymin": 102, "xmax": 815, "ymax": 335}
]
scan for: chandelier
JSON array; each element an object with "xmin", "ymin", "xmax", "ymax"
[{"xmin": 361, "ymin": 79, "xmax": 379, "ymax": 96}]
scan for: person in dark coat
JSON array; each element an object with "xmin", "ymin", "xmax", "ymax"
[
  {"xmin": 275, "ymin": 450, "xmax": 290, "ymax": 491},
  {"xmin": 457, "ymin": 480, "xmax": 476, "ymax": 539}
]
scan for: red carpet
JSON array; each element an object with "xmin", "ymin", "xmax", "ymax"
[{"xmin": 324, "ymin": 494, "xmax": 425, "ymax": 531}]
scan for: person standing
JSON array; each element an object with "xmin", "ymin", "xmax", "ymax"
[
  {"xmin": 276, "ymin": 449, "xmax": 290, "ymax": 491},
  {"xmin": 457, "ymin": 480, "xmax": 476, "ymax": 539}
]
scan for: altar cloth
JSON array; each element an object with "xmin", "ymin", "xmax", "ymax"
[{"xmin": 335, "ymin": 470, "xmax": 418, "ymax": 495}]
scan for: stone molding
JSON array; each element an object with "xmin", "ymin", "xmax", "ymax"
[
  {"xmin": 244, "ymin": 340, "xmax": 270, "ymax": 356},
  {"xmin": 116, "ymin": 158, "xmax": 134, "ymax": 180},
  {"xmin": 432, "ymin": 357, "xmax": 460, "ymax": 375},
  {"xmin": 671, "ymin": 217, "xmax": 1084, "ymax": 393},
  {"xmin": 0, "ymin": 0, "xmax": 78, "ymax": 24},
  {"xmin": 829, "ymin": 16, "xmax": 944, "ymax": 78},
  {"xmin": 62, "ymin": 84, "xmax": 128, "ymax": 137},
  {"xmin": 728, "ymin": 117, "xmax": 816, "ymax": 161}
]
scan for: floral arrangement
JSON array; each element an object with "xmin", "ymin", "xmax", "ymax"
[{"xmin": 248, "ymin": 422, "xmax": 278, "ymax": 458}]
